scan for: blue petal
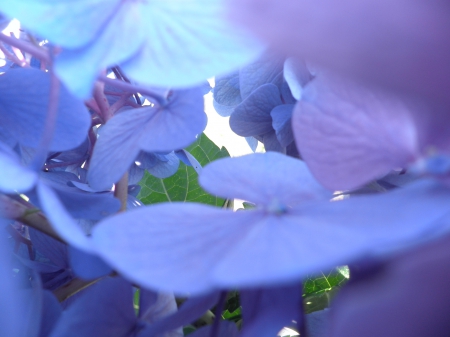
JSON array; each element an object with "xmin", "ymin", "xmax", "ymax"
[
  {"xmin": 69, "ymin": 246, "xmax": 112, "ymax": 280},
  {"xmin": 213, "ymin": 71, "xmax": 242, "ymax": 108},
  {"xmin": 240, "ymin": 284, "xmax": 302, "ymax": 337},
  {"xmin": 139, "ymin": 292, "xmax": 220, "ymax": 335},
  {"xmin": 239, "ymin": 52, "xmax": 284, "ymax": 99},
  {"xmin": 37, "ymin": 182, "xmax": 95, "ymax": 253},
  {"xmin": 175, "ymin": 150, "xmax": 202, "ymax": 175},
  {"xmin": 49, "ymin": 277, "xmax": 136, "ymax": 337},
  {"xmin": 0, "ymin": 0, "xmax": 120, "ymax": 48},
  {"xmin": 271, "ymin": 104, "xmax": 294, "ymax": 147},
  {"xmin": 0, "ymin": 68, "xmax": 91, "ymax": 151},
  {"xmin": 120, "ymin": 0, "xmax": 263, "ymax": 88},
  {"xmin": 186, "ymin": 321, "xmax": 239, "ymax": 337},
  {"xmin": 88, "ymin": 89, "xmax": 206, "ymax": 190},
  {"xmin": 199, "ymin": 152, "xmax": 331, "ymax": 207},
  {"xmin": 0, "ymin": 142, "xmax": 37, "ymax": 193},
  {"xmin": 54, "ymin": 1, "xmax": 145, "ymax": 98},
  {"xmin": 229, "ymin": 83, "xmax": 282, "ymax": 136}
]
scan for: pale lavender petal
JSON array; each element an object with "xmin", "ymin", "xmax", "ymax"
[
  {"xmin": 292, "ymin": 75, "xmax": 420, "ymax": 190},
  {"xmin": 211, "ymin": 180, "xmax": 450, "ymax": 288},
  {"xmin": 91, "ymin": 203, "xmax": 260, "ymax": 294},
  {"xmin": 199, "ymin": 152, "xmax": 331, "ymax": 207},
  {"xmin": 283, "ymin": 57, "xmax": 313, "ymax": 100}
]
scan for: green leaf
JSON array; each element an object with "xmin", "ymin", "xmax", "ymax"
[
  {"xmin": 138, "ymin": 133, "xmax": 230, "ymax": 206},
  {"xmin": 222, "ymin": 307, "xmax": 242, "ymax": 322},
  {"xmin": 303, "ymin": 287, "xmax": 341, "ymax": 314},
  {"xmin": 303, "ymin": 266, "xmax": 349, "ymax": 296}
]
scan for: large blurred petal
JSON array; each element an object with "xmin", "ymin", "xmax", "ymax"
[
  {"xmin": 228, "ymin": 0, "xmax": 450, "ymax": 107},
  {"xmin": 292, "ymin": 75, "xmax": 419, "ymax": 190},
  {"xmin": 331, "ymin": 234, "xmax": 450, "ymax": 337},
  {"xmin": 121, "ymin": 0, "xmax": 263, "ymax": 88}
]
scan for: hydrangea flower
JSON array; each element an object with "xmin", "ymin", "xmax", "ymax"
[
  {"xmin": 38, "ymin": 152, "xmax": 450, "ymax": 294},
  {"xmin": 0, "ymin": 0, "xmax": 263, "ymax": 97}
]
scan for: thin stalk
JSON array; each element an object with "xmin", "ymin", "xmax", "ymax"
[
  {"xmin": 0, "ymin": 194, "xmax": 63, "ymax": 243},
  {"xmin": 114, "ymin": 172, "xmax": 129, "ymax": 212},
  {"xmin": 53, "ymin": 277, "xmax": 104, "ymax": 302}
]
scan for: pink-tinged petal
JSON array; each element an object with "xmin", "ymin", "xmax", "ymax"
[
  {"xmin": 228, "ymin": 0, "xmax": 450, "ymax": 107},
  {"xmin": 292, "ymin": 75, "xmax": 419, "ymax": 190},
  {"xmin": 92, "ymin": 203, "xmax": 260, "ymax": 294},
  {"xmin": 199, "ymin": 152, "xmax": 332, "ymax": 207},
  {"xmin": 331, "ymin": 234, "xmax": 450, "ymax": 337},
  {"xmin": 37, "ymin": 182, "xmax": 95, "ymax": 253}
]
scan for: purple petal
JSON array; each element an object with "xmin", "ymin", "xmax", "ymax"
[
  {"xmin": 68, "ymin": 246, "xmax": 112, "ymax": 280},
  {"xmin": 283, "ymin": 58, "xmax": 313, "ymax": 100},
  {"xmin": 140, "ymin": 292, "xmax": 219, "ymax": 335},
  {"xmin": 292, "ymin": 75, "xmax": 420, "ymax": 190},
  {"xmin": 331, "ymin": 234, "xmax": 450, "ymax": 337},
  {"xmin": 186, "ymin": 321, "xmax": 239, "ymax": 337},
  {"xmin": 199, "ymin": 152, "xmax": 331, "ymax": 207},
  {"xmin": 240, "ymin": 284, "xmax": 302, "ymax": 337},
  {"xmin": 228, "ymin": 0, "xmax": 450, "ymax": 108},
  {"xmin": 229, "ymin": 83, "xmax": 281, "ymax": 137},
  {"xmin": 49, "ymin": 277, "xmax": 136, "ymax": 337}
]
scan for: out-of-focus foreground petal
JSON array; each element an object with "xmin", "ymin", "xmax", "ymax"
[
  {"xmin": 292, "ymin": 75, "xmax": 419, "ymax": 190},
  {"xmin": 330, "ymin": 234, "xmax": 450, "ymax": 337},
  {"xmin": 227, "ymin": 0, "xmax": 450, "ymax": 106}
]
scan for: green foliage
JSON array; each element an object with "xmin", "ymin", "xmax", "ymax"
[
  {"xmin": 138, "ymin": 133, "xmax": 230, "ymax": 206},
  {"xmin": 303, "ymin": 266, "xmax": 349, "ymax": 295}
]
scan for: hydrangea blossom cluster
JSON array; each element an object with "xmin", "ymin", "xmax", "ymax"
[{"xmin": 0, "ymin": 1, "xmax": 449, "ymax": 336}]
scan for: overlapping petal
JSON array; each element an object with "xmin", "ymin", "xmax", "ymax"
[
  {"xmin": 292, "ymin": 75, "xmax": 419, "ymax": 190},
  {"xmin": 199, "ymin": 152, "xmax": 331, "ymax": 207},
  {"xmin": 88, "ymin": 88, "xmax": 206, "ymax": 190}
]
